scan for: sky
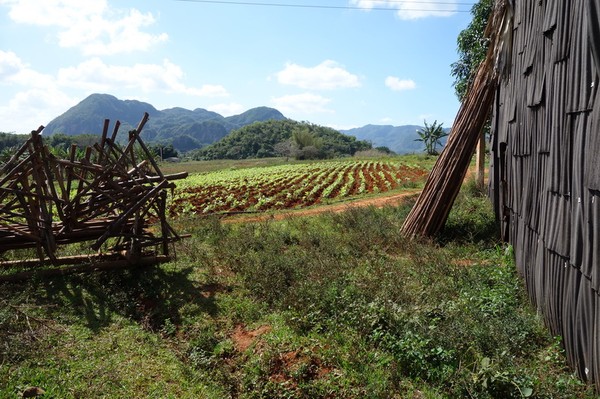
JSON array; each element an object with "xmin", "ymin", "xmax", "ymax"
[{"xmin": 0, "ymin": 0, "xmax": 478, "ymax": 134}]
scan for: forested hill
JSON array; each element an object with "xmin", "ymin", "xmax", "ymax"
[
  {"xmin": 42, "ymin": 93, "xmax": 286, "ymax": 152},
  {"xmin": 191, "ymin": 119, "xmax": 372, "ymax": 160}
]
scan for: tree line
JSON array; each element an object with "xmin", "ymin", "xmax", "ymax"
[{"xmin": 0, "ymin": 132, "xmax": 179, "ymax": 164}]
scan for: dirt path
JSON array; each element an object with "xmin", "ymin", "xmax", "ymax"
[{"xmin": 223, "ymin": 188, "xmax": 422, "ymax": 223}]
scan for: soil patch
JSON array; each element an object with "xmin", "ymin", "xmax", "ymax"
[{"xmin": 231, "ymin": 324, "xmax": 272, "ymax": 352}]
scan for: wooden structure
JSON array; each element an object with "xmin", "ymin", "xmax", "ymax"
[
  {"xmin": 489, "ymin": 0, "xmax": 600, "ymax": 387},
  {"xmin": 0, "ymin": 113, "xmax": 187, "ymax": 282},
  {"xmin": 401, "ymin": 1, "xmax": 511, "ymax": 237}
]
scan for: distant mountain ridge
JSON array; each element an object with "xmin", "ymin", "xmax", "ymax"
[
  {"xmin": 43, "ymin": 93, "xmax": 287, "ymax": 152},
  {"xmin": 342, "ymin": 124, "xmax": 450, "ymax": 154},
  {"xmin": 42, "ymin": 93, "xmax": 448, "ymax": 155}
]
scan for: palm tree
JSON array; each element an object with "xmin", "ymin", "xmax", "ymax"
[{"xmin": 415, "ymin": 120, "xmax": 448, "ymax": 155}]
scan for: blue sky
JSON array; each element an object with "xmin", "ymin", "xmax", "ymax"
[{"xmin": 0, "ymin": 0, "xmax": 477, "ymax": 134}]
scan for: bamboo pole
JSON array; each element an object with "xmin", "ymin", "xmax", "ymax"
[
  {"xmin": 476, "ymin": 131, "xmax": 486, "ymax": 190},
  {"xmin": 91, "ymin": 180, "xmax": 168, "ymax": 250},
  {"xmin": 400, "ymin": 1, "xmax": 509, "ymax": 238},
  {"xmin": 97, "ymin": 119, "xmax": 110, "ymax": 165}
]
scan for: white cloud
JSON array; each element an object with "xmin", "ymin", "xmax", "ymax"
[
  {"xmin": 350, "ymin": 0, "xmax": 457, "ymax": 20},
  {"xmin": 276, "ymin": 60, "xmax": 360, "ymax": 90},
  {"xmin": 0, "ymin": 50, "xmax": 76, "ymax": 131},
  {"xmin": 0, "ymin": 52, "xmax": 227, "ymax": 132},
  {"xmin": 1, "ymin": 52, "xmax": 225, "ymax": 99},
  {"xmin": 0, "ymin": 88, "xmax": 78, "ymax": 133},
  {"xmin": 0, "ymin": 50, "xmax": 56, "ymax": 88},
  {"xmin": 57, "ymin": 58, "xmax": 228, "ymax": 97},
  {"xmin": 0, "ymin": 50, "xmax": 26, "ymax": 81},
  {"xmin": 1, "ymin": 0, "xmax": 167, "ymax": 55},
  {"xmin": 271, "ymin": 93, "xmax": 333, "ymax": 115},
  {"xmin": 385, "ymin": 76, "xmax": 416, "ymax": 91}
]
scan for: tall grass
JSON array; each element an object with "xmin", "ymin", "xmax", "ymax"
[{"xmin": 0, "ymin": 187, "xmax": 595, "ymax": 398}]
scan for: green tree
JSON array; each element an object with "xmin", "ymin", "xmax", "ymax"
[
  {"xmin": 0, "ymin": 132, "xmax": 28, "ymax": 153},
  {"xmin": 450, "ymin": 0, "xmax": 493, "ymax": 189},
  {"xmin": 46, "ymin": 133, "xmax": 73, "ymax": 151},
  {"xmin": 292, "ymin": 126, "xmax": 323, "ymax": 149},
  {"xmin": 291, "ymin": 126, "xmax": 325, "ymax": 159},
  {"xmin": 148, "ymin": 143, "xmax": 178, "ymax": 160},
  {"xmin": 375, "ymin": 146, "xmax": 395, "ymax": 155},
  {"xmin": 47, "ymin": 133, "xmax": 100, "ymax": 153},
  {"xmin": 274, "ymin": 139, "xmax": 294, "ymax": 160},
  {"xmin": 415, "ymin": 120, "xmax": 447, "ymax": 155},
  {"xmin": 450, "ymin": 0, "xmax": 493, "ymax": 100},
  {"xmin": 189, "ymin": 120, "xmax": 371, "ymax": 161}
]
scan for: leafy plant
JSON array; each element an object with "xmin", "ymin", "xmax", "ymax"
[
  {"xmin": 450, "ymin": 0, "xmax": 493, "ymax": 100},
  {"xmin": 415, "ymin": 120, "xmax": 448, "ymax": 155}
]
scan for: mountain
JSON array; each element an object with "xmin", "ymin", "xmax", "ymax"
[
  {"xmin": 342, "ymin": 124, "xmax": 450, "ymax": 154},
  {"xmin": 43, "ymin": 93, "xmax": 287, "ymax": 152},
  {"xmin": 43, "ymin": 93, "xmax": 449, "ymax": 156},
  {"xmin": 43, "ymin": 94, "xmax": 159, "ymax": 137},
  {"xmin": 225, "ymin": 107, "xmax": 285, "ymax": 127}
]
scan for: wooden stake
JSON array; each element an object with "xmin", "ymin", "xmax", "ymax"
[{"xmin": 476, "ymin": 130, "xmax": 486, "ymax": 190}]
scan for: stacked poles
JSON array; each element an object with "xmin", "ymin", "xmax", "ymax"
[
  {"xmin": 401, "ymin": 1, "xmax": 510, "ymax": 238},
  {"xmin": 0, "ymin": 113, "xmax": 187, "ymax": 281}
]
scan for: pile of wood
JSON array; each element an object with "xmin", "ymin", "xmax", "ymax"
[
  {"xmin": 0, "ymin": 113, "xmax": 187, "ymax": 281},
  {"xmin": 401, "ymin": 0, "xmax": 511, "ymax": 238}
]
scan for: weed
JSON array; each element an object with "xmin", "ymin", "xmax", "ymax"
[
  {"xmin": 463, "ymin": 175, "xmax": 489, "ymax": 198},
  {"xmin": 440, "ymin": 188, "xmax": 499, "ymax": 245}
]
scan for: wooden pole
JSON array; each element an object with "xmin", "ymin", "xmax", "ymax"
[
  {"xmin": 476, "ymin": 130, "xmax": 486, "ymax": 190},
  {"xmin": 400, "ymin": 2, "xmax": 509, "ymax": 238},
  {"xmin": 0, "ymin": 112, "xmax": 186, "ymax": 280}
]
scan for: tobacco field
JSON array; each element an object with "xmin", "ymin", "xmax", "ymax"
[{"xmin": 169, "ymin": 159, "xmax": 428, "ymax": 216}]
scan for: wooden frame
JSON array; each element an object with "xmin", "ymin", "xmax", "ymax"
[{"xmin": 0, "ymin": 113, "xmax": 187, "ymax": 281}]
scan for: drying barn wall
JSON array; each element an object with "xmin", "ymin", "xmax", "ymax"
[{"xmin": 490, "ymin": 1, "xmax": 600, "ymax": 385}]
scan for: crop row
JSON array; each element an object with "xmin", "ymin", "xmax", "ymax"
[{"xmin": 169, "ymin": 159, "xmax": 428, "ymax": 216}]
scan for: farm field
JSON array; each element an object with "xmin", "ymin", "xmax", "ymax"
[
  {"xmin": 1, "ymin": 156, "xmax": 597, "ymax": 399},
  {"xmin": 169, "ymin": 158, "xmax": 429, "ymax": 216}
]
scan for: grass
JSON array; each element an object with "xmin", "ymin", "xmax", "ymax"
[{"xmin": 0, "ymin": 160, "xmax": 597, "ymax": 398}]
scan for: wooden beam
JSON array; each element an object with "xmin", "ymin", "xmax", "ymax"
[{"xmin": 476, "ymin": 130, "xmax": 486, "ymax": 189}]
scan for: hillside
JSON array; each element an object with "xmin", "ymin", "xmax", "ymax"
[
  {"xmin": 43, "ymin": 94, "xmax": 287, "ymax": 152},
  {"xmin": 192, "ymin": 119, "xmax": 372, "ymax": 160},
  {"xmin": 343, "ymin": 124, "xmax": 450, "ymax": 154},
  {"xmin": 43, "ymin": 93, "xmax": 160, "ymax": 137}
]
